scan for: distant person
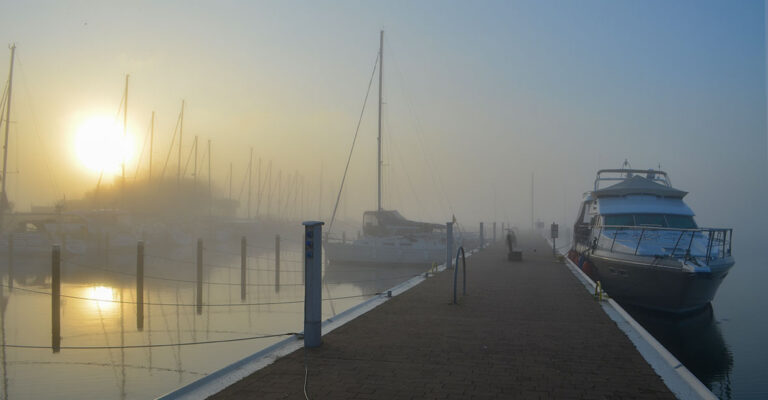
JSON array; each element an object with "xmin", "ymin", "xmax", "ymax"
[{"xmin": 506, "ymin": 230, "xmax": 517, "ymax": 252}]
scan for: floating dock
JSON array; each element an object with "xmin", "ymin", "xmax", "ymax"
[{"xmin": 198, "ymin": 234, "xmax": 696, "ymax": 399}]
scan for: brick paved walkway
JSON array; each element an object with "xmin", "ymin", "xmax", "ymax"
[{"xmin": 211, "ymin": 234, "xmax": 675, "ymax": 399}]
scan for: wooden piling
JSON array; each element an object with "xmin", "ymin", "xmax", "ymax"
[
  {"xmin": 104, "ymin": 232, "xmax": 110, "ymax": 267},
  {"xmin": 52, "ymin": 245, "xmax": 61, "ymax": 353},
  {"xmin": 241, "ymin": 236, "xmax": 246, "ymax": 301},
  {"xmin": 275, "ymin": 234, "xmax": 280, "ymax": 291},
  {"xmin": 197, "ymin": 238, "xmax": 203, "ymax": 315},
  {"xmin": 137, "ymin": 241, "xmax": 144, "ymax": 331},
  {"xmin": 8, "ymin": 234, "xmax": 13, "ymax": 290}
]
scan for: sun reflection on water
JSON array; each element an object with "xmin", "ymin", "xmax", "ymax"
[{"xmin": 83, "ymin": 285, "xmax": 119, "ymax": 311}]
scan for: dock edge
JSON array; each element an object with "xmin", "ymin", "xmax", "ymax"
[
  {"xmin": 553, "ymin": 239, "xmax": 717, "ymax": 400},
  {"xmin": 155, "ymin": 249, "xmax": 477, "ymax": 400}
]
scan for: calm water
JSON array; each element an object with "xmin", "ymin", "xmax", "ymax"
[
  {"xmin": 0, "ymin": 233, "xmax": 429, "ymax": 399},
  {"xmin": 623, "ymin": 236, "xmax": 768, "ymax": 399}
]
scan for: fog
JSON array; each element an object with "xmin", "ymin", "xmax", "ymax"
[
  {"xmin": 0, "ymin": 1, "xmax": 764, "ymax": 241},
  {"xmin": 0, "ymin": 1, "xmax": 767, "ymax": 399}
]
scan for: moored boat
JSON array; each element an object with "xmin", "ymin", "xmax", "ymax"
[
  {"xmin": 324, "ymin": 31, "xmax": 450, "ymax": 266},
  {"xmin": 567, "ymin": 166, "xmax": 734, "ymax": 313}
]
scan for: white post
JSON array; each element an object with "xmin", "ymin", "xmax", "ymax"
[
  {"xmin": 446, "ymin": 222, "xmax": 453, "ymax": 269},
  {"xmin": 479, "ymin": 222, "xmax": 484, "ymax": 249}
]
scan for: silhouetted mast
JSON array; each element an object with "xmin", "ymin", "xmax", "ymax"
[
  {"xmin": 247, "ymin": 147, "xmax": 252, "ymax": 218},
  {"xmin": 177, "ymin": 100, "xmax": 185, "ymax": 185},
  {"xmin": 208, "ymin": 139, "xmax": 212, "ymax": 216},
  {"xmin": 1, "ymin": 44, "xmax": 15, "ymax": 219},
  {"xmin": 122, "ymin": 74, "xmax": 129, "ymax": 185},
  {"xmin": 148, "ymin": 111, "xmax": 154, "ymax": 181},
  {"xmin": 377, "ymin": 30, "xmax": 383, "ymax": 212}
]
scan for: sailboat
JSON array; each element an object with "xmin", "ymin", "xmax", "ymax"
[
  {"xmin": 324, "ymin": 31, "xmax": 449, "ymax": 266},
  {"xmin": 0, "ymin": 45, "xmax": 90, "ymax": 261}
]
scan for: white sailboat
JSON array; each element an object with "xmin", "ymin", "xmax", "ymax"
[{"xmin": 324, "ymin": 31, "xmax": 449, "ymax": 266}]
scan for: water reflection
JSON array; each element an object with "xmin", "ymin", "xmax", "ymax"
[
  {"xmin": 0, "ymin": 232, "xmax": 426, "ymax": 399},
  {"xmin": 624, "ymin": 304, "xmax": 733, "ymax": 399}
]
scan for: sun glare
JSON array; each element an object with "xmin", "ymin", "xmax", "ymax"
[
  {"xmin": 75, "ymin": 116, "xmax": 135, "ymax": 175},
  {"xmin": 84, "ymin": 285, "xmax": 119, "ymax": 311}
]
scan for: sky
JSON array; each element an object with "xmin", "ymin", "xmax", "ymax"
[{"xmin": 0, "ymin": 0, "xmax": 764, "ymax": 241}]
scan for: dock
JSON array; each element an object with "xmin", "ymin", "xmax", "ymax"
[{"xmin": 210, "ymin": 234, "xmax": 675, "ymax": 399}]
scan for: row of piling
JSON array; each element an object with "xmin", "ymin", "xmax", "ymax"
[
  {"xmin": 31, "ymin": 221, "xmax": 506, "ymax": 353},
  {"xmin": 47, "ymin": 234, "xmax": 287, "ymax": 353}
]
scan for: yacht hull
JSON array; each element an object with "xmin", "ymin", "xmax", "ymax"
[{"xmin": 586, "ymin": 253, "xmax": 733, "ymax": 313}]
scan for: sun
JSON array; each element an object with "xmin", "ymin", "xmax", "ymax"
[{"xmin": 75, "ymin": 116, "xmax": 135, "ymax": 175}]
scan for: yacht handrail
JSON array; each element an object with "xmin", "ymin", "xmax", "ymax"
[
  {"xmin": 594, "ymin": 168, "xmax": 671, "ymax": 191},
  {"xmin": 594, "ymin": 225, "xmax": 732, "ymax": 264}
]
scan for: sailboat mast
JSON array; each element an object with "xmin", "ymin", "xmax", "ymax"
[
  {"xmin": 1, "ymin": 44, "xmax": 15, "ymax": 216},
  {"xmin": 148, "ymin": 111, "xmax": 154, "ymax": 181},
  {"xmin": 208, "ymin": 139, "xmax": 211, "ymax": 216},
  {"xmin": 247, "ymin": 147, "xmax": 252, "ymax": 219},
  {"xmin": 177, "ymin": 100, "xmax": 184, "ymax": 186},
  {"xmin": 122, "ymin": 74, "xmax": 129, "ymax": 184},
  {"xmin": 377, "ymin": 30, "xmax": 383, "ymax": 212}
]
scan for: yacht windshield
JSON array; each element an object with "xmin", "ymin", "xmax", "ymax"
[
  {"xmin": 604, "ymin": 214, "xmax": 634, "ymax": 226},
  {"xmin": 665, "ymin": 214, "xmax": 697, "ymax": 229},
  {"xmin": 603, "ymin": 214, "xmax": 697, "ymax": 229},
  {"xmin": 635, "ymin": 214, "xmax": 666, "ymax": 227}
]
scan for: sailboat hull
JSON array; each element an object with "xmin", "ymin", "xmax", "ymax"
[{"xmin": 325, "ymin": 238, "xmax": 445, "ymax": 266}]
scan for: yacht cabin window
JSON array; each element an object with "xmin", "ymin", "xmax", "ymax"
[{"xmin": 602, "ymin": 214, "xmax": 697, "ymax": 229}]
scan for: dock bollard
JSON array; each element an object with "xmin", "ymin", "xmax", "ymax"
[
  {"xmin": 446, "ymin": 222, "xmax": 453, "ymax": 269},
  {"xmin": 303, "ymin": 221, "xmax": 324, "ymax": 348},
  {"xmin": 137, "ymin": 241, "xmax": 144, "ymax": 331},
  {"xmin": 51, "ymin": 245, "xmax": 61, "ymax": 353}
]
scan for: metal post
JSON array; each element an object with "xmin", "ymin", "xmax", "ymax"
[
  {"xmin": 479, "ymin": 222, "xmax": 484, "ymax": 249},
  {"xmin": 8, "ymin": 234, "xmax": 13, "ymax": 290},
  {"xmin": 52, "ymin": 245, "xmax": 61, "ymax": 353},
  {"xmin": 275, "ymin": 234, "xmax": 280, "ymax": 291},
  {"xmin": 342, "ymin": 231, "xmax": 346, "ymax": 244},
  {"xmin": 303, "ymin": 221, "xmax": 324, "ymax": 348},
  {"xmin": 137, "ymin": 241, "xmax": 144, "ymax": 331},
  {"xmin": 196, "ymin": 238, "xmax": 203, "ymax": 315},
  {"xmin": 446, "ymin": 222, "xmax": 454, "ymax": 268},
  {"xmin": 240, "ymin": 236, "xmax": 246, "ymax": 301},
  {"xmin": 493, "ymin": 222, "xmax": 497, "ymax": 243}
]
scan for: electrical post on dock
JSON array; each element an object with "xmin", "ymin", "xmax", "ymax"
[
  {"xmin": 446, "ymin": 222, "xmax": 453, "ymax": 269},
  {"xmin": 550, "ymin": 222, "xmax": 559, "ymax": 256},
  {"xmin": 303, "ymin": 221, "xmax": 324, "ymax": 348}
]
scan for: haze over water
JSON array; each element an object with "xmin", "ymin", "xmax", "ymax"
[{"xmin": 0, "ymin": 1, "xmax": 765, "ymax": 398}]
